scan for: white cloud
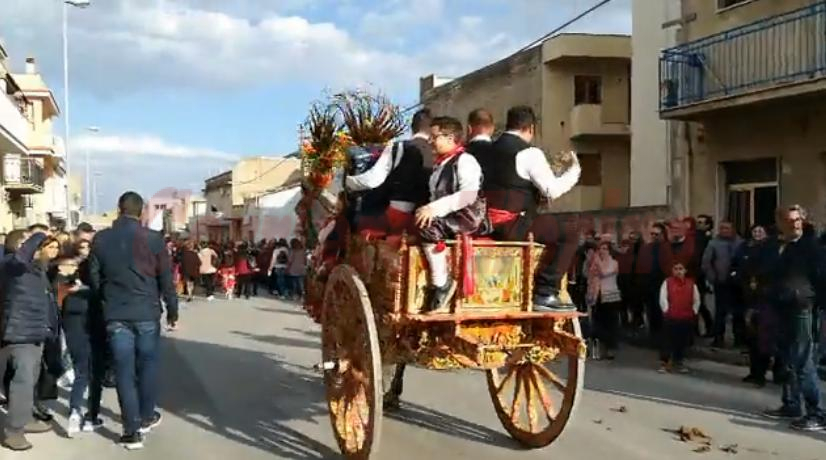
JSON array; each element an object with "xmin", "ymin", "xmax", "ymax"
[
  {"xmin": 72, "ymin": 133, "xmax": 240, "ymax": 161},
  {"xmin": 0, "ymin": 0, "xmax": 631, "ymax": 98}
]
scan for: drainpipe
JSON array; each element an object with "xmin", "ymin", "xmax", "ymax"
[{"xmin": 682, "ymin": 121, "xmax": 693, "ymax": 217}]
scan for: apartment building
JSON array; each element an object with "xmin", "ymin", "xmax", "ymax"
[
  {"xmin": 660, "ymin": 0, "xmax": 826, "ymax": 234},
  {"xmin": 421, "ymin": 33, "xmax": 632, "ymax": 212},
  {"xmin": 203, "ymin": 157, "xmax": 301, "ymax": 241}
]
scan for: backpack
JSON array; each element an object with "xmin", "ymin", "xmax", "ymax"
[{"xmin": 276, "ymin": 250, "xmax": 288, "ymax": 265}]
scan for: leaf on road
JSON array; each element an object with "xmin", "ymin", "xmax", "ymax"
[
  {"xmin": 694, "ymin": 445, "xmax": 711, "ymax": 453},
  {"xmin": 593, "ymin": 419, "xmax": 603, "ymax": 424},
  {"xmin": 720, "ymin": 444, "xmax": 739, "ymax": 454},
  {"xmin": 611, "ymin": 406, "xmax": 628, "ymax": 413},
  {"xmin": 663, "ymin": 426, "xmax": 712, "ymax": 444}
]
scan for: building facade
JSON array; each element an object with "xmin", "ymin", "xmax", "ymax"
[
  {"xmin": 202, "ymin": 157, "xmax": 301, "ymax": 242},
  {"xmin": 1, "ymin": 46, "xmax": 73, "ymax": 234},
  {"xmin": 631, "ymin": 0, "xmax": 682, "ymax": 210},
  {"xmin": 420, "ymin": 34, "xmax": 633, "ymax": 212},
  {"xmin": 660, "ymin": 0, "xmax": 826, "ymax": 234}
]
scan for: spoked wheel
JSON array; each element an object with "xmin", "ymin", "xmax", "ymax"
[
  {"xmin": 486, "ymin": 317, "xmax": 584, "ymax": 448},
  {"xmin": 321, "ymin": 265, "xmax": 383, "ymax": 459}
]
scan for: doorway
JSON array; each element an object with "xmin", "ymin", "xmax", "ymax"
[{"xmin": 722, "ymin": 158, "xmax": 778, "ymax": 237}]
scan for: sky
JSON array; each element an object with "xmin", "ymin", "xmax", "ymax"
[{"xmin": 1, "ymin": 0, "xmax": 631, "ymax": 210}]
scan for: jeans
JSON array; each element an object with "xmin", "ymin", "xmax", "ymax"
[
  {"xmin": 660, "ymin": 319, "xmax": 694, "ymax": 365},
  {"xmin": 236, "ymin": 274, "xmax": 254, "ymax": 299},
  {"xmin": 64, "ymin": 314, "xmax": 105, "ymax": 417},
  {"xmin": 288, "ymin": 275, "xmax": 305, "ymax": 298},
  {"xmin": 593, "ymin": 300, "xmax": 621, "ymax": 350},
  {"xmin": 107, "ymin": 320, "xmax": 160, "ymax": 435},
  {"xmin": 713, "ymin": 282, "xmax": 745, "ymax": 344},
  {"xmin": 270, "ymin": 268, "xmax": 287, "ymax": 296},
  {"xmin": 0, "ymin": 343, "xmax": 43, "ymax": 434},
  {"xmin": 779, "ymin": 311, "xmax": 822, "ymax": 417},
  {"xmin": 201, "ymin": 274, "xmax": 215, "ymax": 297}
]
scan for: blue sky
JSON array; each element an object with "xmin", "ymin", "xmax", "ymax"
[{"xmin": 1, "ymin": 0, "xmax": 631, "ymax": 208}]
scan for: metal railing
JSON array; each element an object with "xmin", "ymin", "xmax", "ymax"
[
  {"xmin": 2, "ymin": 156, "xmax": 45, "ymax": 191},
  {"xmin": 660, "ymin": 1, "xmax": 826, "ymax": 111}
]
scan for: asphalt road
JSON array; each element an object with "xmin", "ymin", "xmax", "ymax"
[{"xmin": 5, "ymin": 296, "xmax": 824, "ymax": 460}]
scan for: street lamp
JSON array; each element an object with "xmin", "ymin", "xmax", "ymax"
[
  {"xmin": 85, "ymin": 125, "xmax": 99, "ymax": 213},
  {"xmin": 92, "ymin": 170, "xmax": 103, "ymax": 215},
  {"xmin": 62, "ymin": 0, "xmax": 91, "ymax": 227}
]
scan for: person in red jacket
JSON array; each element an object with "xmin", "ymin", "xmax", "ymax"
[{"xmin": 658, "ymin": 261, "xmax": 700, "ymax": 374}]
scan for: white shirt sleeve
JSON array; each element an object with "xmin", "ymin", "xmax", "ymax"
[
  {"xmin": 427, "ymin": 154, "xmax": 482, "ymax": 218},
  {"xmin": 345, "ymin": 142, "xmax": 399, "ymax": 191},
  {"xmin": 692, "ymin": 283, "xmax": 701, "ymax": 314},
  {"xmin": 659, "ymin": 280, "xmax": 669, "ymax": 313},
  {"xmin": 516, "ymin": 148, "xmax": 582, "ymax": 200}
]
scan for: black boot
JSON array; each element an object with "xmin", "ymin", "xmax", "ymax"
[{"xmin": 424, "ymin": 280, "xmax": 456, "ymax": 314}]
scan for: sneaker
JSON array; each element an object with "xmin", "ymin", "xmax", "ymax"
[
  {"xmin": 81, "ymin": 414, "xmax": 104, "ymax": 432},
  {"xmin": 676, "ymin": 365, "xmax": 690, "ymax": 374},
  {"xmin": 119, "ymin": 432, "xmax": 144, "ymax": 450},
  {"xmin": 67, "ymin": 410, "xmax": 82, "ymax": 438},
  {"xmin": 790, "ymin": 416, "xmax": 826, "ymax": 432},
  {"xmin": 207, "ymin": 295, "xmax": 215, "ymax": 301},
  {"xmin": 32, "ymin": 403, "xmax": 53, "ymax": 422},
  {"xmin": 657, "ymin": 365, "xmax": 669, "ymax": 374},
  {"xmin": 763, "ymin": 407, "xmax": 803, "ymax": 420},
  {"xmin": 138, "ymin": 411, "xmax": 162, "ymax": 434},
  {"xmin": 2, "ymin": 431, "xmax": 32, "ymax": 451},
  {"xmin": 23, "ymin": 420, "xmax": 52, "ymax": 434}
]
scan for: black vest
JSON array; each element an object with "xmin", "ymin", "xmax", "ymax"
[
  {"xmin": 359, "ymin": 139, "xmax": 430, "ymax": 216},
  {"xmin": 466, "ymin": 139, "xmax": 493, "ymax": 165},
  {"xmin": 481, "ymin": 133, "xmax": 539, "ymax": 214}
]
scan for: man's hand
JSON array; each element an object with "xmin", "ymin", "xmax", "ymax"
[
  {"xmin": 415, "ymin": 206, "xmax": 435, "ymax": 229},
  {"xmin": 166, "ymin": 317, "xmax": 179, "ymax": 331}
]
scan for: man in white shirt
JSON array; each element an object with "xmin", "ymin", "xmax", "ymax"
[
  {"xmin": 415, "ymin": 116, "xmax": 489, "ymax": 314},
  {"xmin": 477, "ymin": 106, "xmax": 581, "ymax": 311},
  {"xmin": 344, "ymin": 109, "xmax": 433, "ymax": 235}
]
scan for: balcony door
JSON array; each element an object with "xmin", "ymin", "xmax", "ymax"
[{"xmin": 722, "ymin": 158, "xmax": 778, "ymax": 237}]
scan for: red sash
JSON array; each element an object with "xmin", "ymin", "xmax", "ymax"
[{"xmin": 488, "ymin": 208, "xmax": 519, "ymax": 225}]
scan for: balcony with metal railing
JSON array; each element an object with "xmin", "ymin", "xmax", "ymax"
[
  {"xmin": 2, "ymin": 154, "xmax": 44, "ymax": 194},
  {"xmin": 659, "ymin": 1, "xmax": 826, "ymax": 119}
]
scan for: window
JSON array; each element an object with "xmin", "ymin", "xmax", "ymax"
[
  {"xmin": 154, "ymin": 204, "xmax": 167, "ymax": 211},
  {"xmin": 574, "ymin": 75, "xmax": 602, "ymax": 105},
  {"xmin": 578, "ymin": 153, "xmax": 602, "ymax": 186},
  {"xmin": 717, "ymin": 0, "xmax": 752, "ymax": 10}
]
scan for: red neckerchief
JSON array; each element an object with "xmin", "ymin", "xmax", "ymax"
[{"xmin": 434, "ymin": 145, "xmax": 465, "ymax": 166}]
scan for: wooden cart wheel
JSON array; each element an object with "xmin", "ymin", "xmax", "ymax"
[
  {"xmin": 486, "ymin": 317, "xmax": 584, "ymax": 448},
  {"xmin": 321, "ymin": 265, "xmax": 383, "ymax": 459}
]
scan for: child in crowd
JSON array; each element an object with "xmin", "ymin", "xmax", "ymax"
[
  {"xmin": 658, "ymin": 261, "xmax": 701, "ymax": 374},
  {"xmin": 286, "ymin": 238, "xmax": 306, "ymax": 301},
  {"xmin": 218, "ymin": 265, "xmax": 236, "ymax": 300}
]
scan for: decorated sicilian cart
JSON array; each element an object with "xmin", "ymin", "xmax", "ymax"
[{"xmin": 296, "ymin": 91, "xmax": 587, "ymax": 459}]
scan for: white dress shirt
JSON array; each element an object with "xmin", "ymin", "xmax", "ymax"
[
  {"xmin": 344, "ymin": 133, "xmax": 428, "ymax": 213},
  {"xmin": 503, "ymin": 131, "xmax": 582, "ymax": 200},
  {"xmin": 427, "ymin": 153, "xmax": 482, "ymax": 218},
  {"xmin": 469, "ymin": 133, "xmax": 492, "ymax": 143}
]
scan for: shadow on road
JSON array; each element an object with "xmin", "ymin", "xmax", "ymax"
[
  {"xmin": 386, "ymin": 402, "xmax": 520, "ymax": 450},
  {"xmin": 254, "ymin": 306, "xmax": 308, "ymax": 316},
  {"xmin": 158, "ymin": 335, "xmax": 339, "ymax": 460},
  {"xmin": 231, "ymin": 330, "xmax": 319, "ymax": 350}
]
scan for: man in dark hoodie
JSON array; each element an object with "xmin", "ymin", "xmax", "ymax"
[
  {"xmin": 0, "ymin": 231, "xmax": 61, "ymax": 451},
  {"xmin": 89, "ymin": 192, "xmax": 179, "ymax": 450}
]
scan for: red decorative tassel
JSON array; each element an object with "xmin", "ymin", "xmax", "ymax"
[
  {"xmin": 461, "ymin": 234, "xmax": 475, "ymax": 296},
  {"xmin": 434, "ymin": 240, "xmax": 447, "ymax": 253}
]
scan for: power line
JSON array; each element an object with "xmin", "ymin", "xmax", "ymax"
[{"xmin": 407, "ymin": 0, "xmax": 617, "ymax": 113}]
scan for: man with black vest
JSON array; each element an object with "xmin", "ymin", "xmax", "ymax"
[
  {"xmin": 465, "ymin": 108, "xmax": 495, "ymax": 162},
  {"xmin": 345, "ymin": 108, "xmax": 433, "ymax": 234},
  {"xmin": 476, "ymin": 105, "xmax": 581, "ymax": 311}
]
